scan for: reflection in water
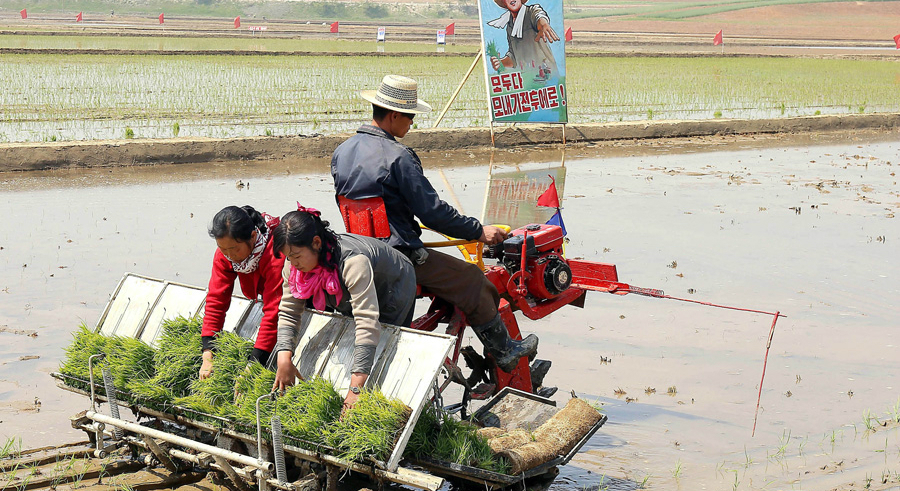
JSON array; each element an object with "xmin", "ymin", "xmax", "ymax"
[{"xmin": 482, "ymin": 150, "xmax": 566, "ymax": 229}]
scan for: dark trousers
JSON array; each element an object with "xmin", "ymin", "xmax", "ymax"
[{"xmin": 413, "ymin": 248, "xmax": 500, "ymax": 326}]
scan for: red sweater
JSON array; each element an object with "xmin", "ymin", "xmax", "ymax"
[{"xmin": 201, "ymin": 238, "xmax": 284, "ymax": 353}]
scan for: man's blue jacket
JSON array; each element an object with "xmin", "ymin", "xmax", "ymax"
[{"xmin": 331, "ymin": 125, "xmax": 482, "ymax": 250}]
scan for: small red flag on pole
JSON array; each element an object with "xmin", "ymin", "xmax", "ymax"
[
  {"xmin": 75, "ymin": 11, "xmax": 83, "ymax": 22},
  {"xmin": 537, "ymin": 175, "xmax": 561, "ymax": 208},
  {"xmin": 330, "ymin": 21, "xmax": 339, "ymax": 33},
  {"xmin": 20, "ymin": 8, "xmax": 27, "ymax": 19},
  {"xmin": 713, "ymin": 29, "xmax": 723, "ymax": 46},
  {"xmin": 894, "ymin": 33, "xmax": 900, "ymax": 49},
  {"xmin": 159, "ymin": 13, "xmax": 164, "ymax": 24},
  {"xmin": 445, "ymin": 22, "xmax": 455, "ymax": 36},
  {"xmin": 234, "ymin": 16, "xmax": 241, "ymax": 28},
  {"xmin": 564, "ymin": 27, "xmax": 573, "ymax": 42}
]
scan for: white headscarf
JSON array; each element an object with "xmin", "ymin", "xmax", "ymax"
[{"xmin": 230, "ymin": 229, "xmax": 268, "ymax": 274}]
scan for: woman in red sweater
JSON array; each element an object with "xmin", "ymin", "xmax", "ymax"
[{"xmin": 200, "ymin": 205, "xmax": 284, "ymax": 380}]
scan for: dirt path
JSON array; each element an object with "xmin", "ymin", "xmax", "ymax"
[{"xmin": 1, "ymin": 113, "xmax": 897, "ymax": 173}]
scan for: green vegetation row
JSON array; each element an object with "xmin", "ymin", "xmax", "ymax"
[
  {"xmin": 59, "ymin": 316, "xmax": 506, "ymax": 471},
  {"xmin": 2, "ymin": 53, "xmax": 897, "ymax": 143}
]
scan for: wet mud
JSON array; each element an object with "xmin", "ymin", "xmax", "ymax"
[{"xmin": 1, "ymin": 129, "xmax": 898, "ymax": 490}]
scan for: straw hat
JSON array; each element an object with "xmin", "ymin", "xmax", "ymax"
[{"xmin": 361, "ymin": 75, "xmax": 433, "ymax": 114}]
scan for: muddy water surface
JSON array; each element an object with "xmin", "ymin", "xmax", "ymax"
[{"xmin": 1, "ymin": 131, "xmax": 898, "ymax": 490}]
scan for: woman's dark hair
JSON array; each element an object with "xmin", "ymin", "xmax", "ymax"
[
  {"xmin": 272, "ymin": 211, "xmax": 339, "ymax": 270},
  {"xmin": 208, "ymin": 205, "xmax": 267, "ymax": 242}
]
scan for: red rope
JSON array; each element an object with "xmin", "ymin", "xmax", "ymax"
[
  {"xmin": 752, "ymin": 312, "xmax": 780, "ymax": 437},
  {"xmin": 653, "ymin": 295, "xmax": 787, "ymax": 319},
  {"xmin": 623, "ymin": 285, "xmax": 785, "ymax": 435}
]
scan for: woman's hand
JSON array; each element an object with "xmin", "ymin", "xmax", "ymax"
[
  {"xmin": 273, "ymin": 350, "xmax": 301, "ymax": 392},
  {"xmin": 342, "ymin": 391, "xmax": 360, "ymax": 416},
  {"xmin": 199, "ymin": 350, "xmax": 214, "ymax": 380},
  {"xmin": 340, "ymin": 372, "xmax": 369, "ymax": 417}
]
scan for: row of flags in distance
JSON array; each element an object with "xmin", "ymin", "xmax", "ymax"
[{"xmin": 14, "ymin": 11, "xmax": 900, "ymax": 48}]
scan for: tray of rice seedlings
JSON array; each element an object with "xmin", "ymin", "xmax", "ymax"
[
  {"xmin": 227, "ymin": 361, "xmax": 278, "ymax": 429},
  {"xmin": 325, "ymin": 389, "xmax": 411, "ymax": 463},
  {"xmin": 175, "ymin": 331, "xmax": 252, "ymax": 423},
  {"xmin": 276, "ymin": 377, "xmax": 342, "ymax": 449},
  {"xmin": 405, "ymin": 407, "xmax": 510, "ymax": 475},
  {"xmin": 129, "ymin": 316, "xmax": 202, "ymax": 410}
]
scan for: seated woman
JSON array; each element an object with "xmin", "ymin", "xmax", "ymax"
[
  {"xmin": 201, "ymin": 205, "xmax": 284, "ymax": 379},
  {"xmin": 271, "ymin": 206, "xmax": 416, "ymax": 409}
]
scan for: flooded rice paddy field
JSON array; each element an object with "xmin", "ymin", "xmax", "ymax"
[
  {"xmin": 1, "ymin": 129, "xmax": 898, "ymax": 490},
  {"xmin": 1, "ymin": 53, "xmax": 898, "ymax": 143}
]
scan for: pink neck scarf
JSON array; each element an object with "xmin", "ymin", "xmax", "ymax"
[{"xmin": 288, "ymin": 262, "xmax": 343, "ymax": 311}]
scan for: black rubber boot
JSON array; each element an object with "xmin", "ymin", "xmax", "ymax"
[{"xmin": 472, "ymin": 314, "xmax": 539, "ymax": 373}]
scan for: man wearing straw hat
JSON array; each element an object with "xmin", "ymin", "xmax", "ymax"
[{"xmin": 331, "ymin": 74, "xmax": 539, "ymax": 373}]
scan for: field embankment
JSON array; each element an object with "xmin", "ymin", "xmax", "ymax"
[{"xmin": 1, "ymin": 113, "xmax": 898, "ymax": 172}]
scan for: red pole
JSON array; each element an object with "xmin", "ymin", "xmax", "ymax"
[{"xmin": 752, "ymin": 311, "xmax": 780, "ymax": 437}]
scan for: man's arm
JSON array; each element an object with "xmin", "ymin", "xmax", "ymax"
[{"xmin": 392, "ymin": 151, "xmax": 483, "ymax": 241}]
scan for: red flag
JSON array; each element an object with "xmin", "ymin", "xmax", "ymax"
[
  {"xmin": 75, "ymin": 11, "xmax": 82, "ymax": 22},
  {"xmin": 158, "ymin": 13, "xmax": 164, "ymax": 24},
  {"xmin": 330, "ymin": 21, "xmax": 339, "ymax": 33},
  {"xmin": 537, "ymin": 175, "xmax": 560, "ymax": 208},
  {"xmin": 564, "ymin": 27, "xmax": 573, "ymax": 42},
  {"xmin": 894, "ymin": 33, "xmax": 900, "ymax": 49},
  {"xmin": 445, "ymin": 22, "xmax": 455, "ymax": 36},
  {"xmin": 20, "ymin": 8, "xmax": 27, "ymax": 19},
  {"xmin": 234, "ymin": 16, "xmax": 241, "ymax": 28},
  {"xmin": 713, "ymin": 29, "xmax": 723, "ymax": 46}
]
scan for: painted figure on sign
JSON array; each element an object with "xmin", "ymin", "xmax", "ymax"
[{"xmin": 488, "ymin": 0, "xmax": 559, "ymax": 74}]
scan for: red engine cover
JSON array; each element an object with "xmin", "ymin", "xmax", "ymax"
[{"xmin": 509, "ymin": 224, "xmax": 564, "ymax": 253}]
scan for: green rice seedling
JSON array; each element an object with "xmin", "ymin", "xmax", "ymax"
[
  {"xmin": 672, "ymin": 459, "xmax": 683, "ymax": 479},
  {"xmin": 277, "ymin": 377, "xmax": 342, "ymax": 447},
  {"xmin": 59, "ymin": 324, "xmax": 111, "ymax": 384},
  {"xmin": 106, "ymin": 336, "xmax": 156, "ymax": 391},
  {"xmin": 639, "ymin": 474, "xmax": 651, "ymax": 488},
  {"xmin": 405, "ymin": 407, "xmax": 509, "ymax": 473},
  {"xmin": 129, "ymin": 316, "xmax": 202, "ymax": 406},
  {"xmin": 714, "ymin": 110, "xmax": 723, "ymax": 118},
  {"xmin": 228, "ymin": 361, "xmax": 277, "ymax": 427},
  {"xmin": 124, "ymin": 127, "xmax": 134, "ymax": 139},
  {"xmin": 863, "ymin": 409, "xmax": 880, "ymax": 431},
  {"xmin": 888, "ymin": 397, "xmax": 900, "ymax": 423},
  {"xmin": 178, "ymin": 332, "xmax": 252, "ymax": 413},
  {"xmin": 172, "ymin": 122, "xmax": 180, "ymax": 137},
  {"xmin": 404, "ymin": 405, "xmax": 439, "ymax": 459},
  {"xmin": 0, "ymin": 437, "xmax": 21, "ymax": 460},
  {"xmin": 326, "ymin": 389, "xmax": 410, "ymax": 462}
]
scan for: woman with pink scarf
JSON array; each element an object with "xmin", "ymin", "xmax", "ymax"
[
  {"xmin": 271, "ymin": 207, "xmax": 416, "ymax": 410},
  {"xmin": 201, "ymin": 205, "xmax": 284, "ymax": 379}
]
